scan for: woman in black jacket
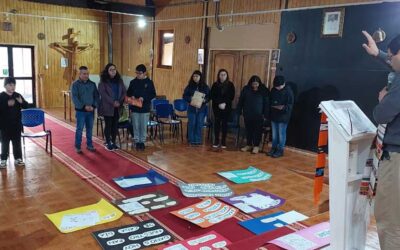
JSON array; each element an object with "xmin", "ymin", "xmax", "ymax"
[
  {"xmin": 237, "ymin": 75, "xmax": 269, "ymax": 154},
  {"xmin": 210, "ymin": 69, "xmax": 235, "ymax": 148}
]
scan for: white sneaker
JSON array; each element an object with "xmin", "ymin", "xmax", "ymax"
[
  {"xmin": 241, "ymin": 146, "xmax": 252, "ymax": 152},
  {"xmin": 14, "ymin": 159, "xmax": 25, "ymax": 166},
  {"xmin": 252, "ymin": 147, "xmax": 259, "ymax": 154},
  {"xmin": 0, "ymin": 160, "xmax": 6, "ymax": 169}
]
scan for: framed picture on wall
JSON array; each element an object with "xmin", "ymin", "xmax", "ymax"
[{"xmin": 321, "ymin": 8, "xmax": 345, "ymax": 37}]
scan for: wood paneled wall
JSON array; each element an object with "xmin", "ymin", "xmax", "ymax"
[
  {"xmin": 0, "ymin": 0, "xmax": 108, "ymax": 108},
  {"xmin": 287, "ymin": 0, "xmax": 378, "ymax": 8}
]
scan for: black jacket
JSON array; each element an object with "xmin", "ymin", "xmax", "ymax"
[
  {"xmin": 237, "ymin": 84, "xmax": 269, "ymax": 119},
  {"xmin": 210, "ymin": 81, "xmax": 235, "ymax": 117},
  {"xmin": 270, "ymin": 85, "xmax": 294, "ymax": 123},
  {"xmin": 0, "ymin": 92, "xmax": 29, "ymax": 132},
  {"xmin": 127, "ymin": 77, "xmax": 156, "ymax": 113}
]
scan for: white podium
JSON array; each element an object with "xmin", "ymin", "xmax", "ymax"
[{"xmin": 319, "ymin": 101, "xmax": 376, "ymax": 250}]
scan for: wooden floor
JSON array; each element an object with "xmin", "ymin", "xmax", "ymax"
[{"xmin": 0, "ymin": 108, "xmax": 380, "ymax": 249}]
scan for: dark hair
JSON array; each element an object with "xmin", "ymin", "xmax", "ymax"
[
  {"xmin": 100, "ymin": 63, "xmax": 121, "ymax": 82},
  {"xmin": 136, "ymin": 64, "xmax": 147, "ymax": 73},
  {"xmin": 388, "ymin": 34, "xmax": 400, "ymax": 55},
  {"xmin": 247, "ymin": 75, "xmax": 262, "ymax": 86},
  {"xmin": 273, "ymin": 75, "xmax": 285, "ymax": 87},
  {"xmin": 4, "ymin": 77, "xmax": 16, "ymax": 86},
  {"xmin": 216, "ymin": 69, "xmax": 230, "ymax": 84},
  {"xmin": 188, "ymin": 70, "xmax": 207, "ymax": 88},
  {"xmin": 79, "ymin": 66, "xmax": 88, "ymax": 71}
]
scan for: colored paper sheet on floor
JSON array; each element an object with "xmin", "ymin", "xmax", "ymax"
[
  {"xmin": 217, "ymin": 166, "xmax": 271, "ymax": 184},
  {"xmin": 113, "ymin": 169, "xmax": 168, "ymax": 190},
  {"xmin": 170, "ymin": 198, "xmax": 238, "ymax": 228},
  {"xmin": 220, "ymin": 189, "xmax": 285, "ymax": 213},
  {"xmin": 178, "ymin": 182, "xmax": 234, "ymax": 198},
  {"xmin": 92, "ymin": 219, "xmax": 174, "ymax": 250},
  {"xmin": 45, "ymin": 199, "xmax": 123, "ymax": 233},
  {"xmin": 239, "ymin": 210, "xmax": 308, "ymax": 235},
  {"xmin": 269, "ymin": 222, "xmax": 330, "ymax": 250},
  {"xmin": 114, "ymin": 191, "xmax": 178, "ymax": 215},
  {"xmin": 160, "ymin": 231, "xmax": 230, "ymax": 250}
]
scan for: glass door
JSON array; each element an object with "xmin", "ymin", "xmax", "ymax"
[{"xmin": 0, "ymin": 45, "xmax": 35, "ymax": 107}]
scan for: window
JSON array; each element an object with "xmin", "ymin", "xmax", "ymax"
[{"xmin": 158, "ymin": 30, "xmax": 174, "ymax": 68}]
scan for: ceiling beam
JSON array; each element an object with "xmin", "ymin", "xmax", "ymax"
[{"xmin": 24, "ymin": 0, "xmax": 155, "ymax": 17}]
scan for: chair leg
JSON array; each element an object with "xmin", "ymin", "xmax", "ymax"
[
  {"xmin": 49, "ymin": 132, "xmax": 53, "ymax": 157},
  {"xmin": 117, "ymin": 130, "xmax": 122, "ymax": 148},
  {"xmin": 180, "ymin": 122, "xmax": 183, "ymax": 142},
  {"xmin": 100, "ymin": 120, "xmax": 104, "ymax": 139},
  {"xmin": 46, "ymin": 134, "xmax": 49, "ymax": 153}
]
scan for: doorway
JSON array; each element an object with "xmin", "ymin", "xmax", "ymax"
[{"xmin": 0, "ymin": 45, "xmax": 36, "ymax": 107}]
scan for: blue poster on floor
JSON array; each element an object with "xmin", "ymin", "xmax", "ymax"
[
  {"xmin": 218, "ymin": 166, "xmax": 271, "ymax": 184},
  {"xmin": 112, "ymin": 169, "xmax": 168, "ymax": 190},
  {"xmin": 239, "ymin": 211, "xmax": 287, "ymax": 235}
]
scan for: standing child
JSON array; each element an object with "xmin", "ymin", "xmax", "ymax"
[{"xmin": 0, "ymin": 77, "xmax": 29, "ymax": 168}]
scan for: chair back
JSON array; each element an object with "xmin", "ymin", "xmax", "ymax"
[
  {"xmin": 227, "ymin": 108, "xmax": 239, "ymax": 128},
  {"xmin": 155, "ymin": 103, "xmax": 174, "ymax": 119},
  {"xmin": 21, "ymin": 108, "xmax": 45, "ymax": 128},
  {"xmin": 152, "ymin": 99, "xmax": 169, "ymax": 111},
  {"xmin": 173, "ymin": 99, "xmax": 188, "ymax": 112}
]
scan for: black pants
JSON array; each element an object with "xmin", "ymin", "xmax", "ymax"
[
  {"xmin": 1, "ymin": 129, "xmax": 22, "ymax": 160},
  {"xmin": 214, "ymin": 115, "xmax": 228, "ymax": 145},
  {"xmin": 104, "ymin": 108, "xmax": 119, "ymax": 144},
  {"xmin": 244, "ymin": 116, "xmax": 263, "ymax": 147}
]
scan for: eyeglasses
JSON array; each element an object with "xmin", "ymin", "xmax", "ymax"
[{"xmin": 136, "ymin": 71, "xmax": 144, "ymax": 75}]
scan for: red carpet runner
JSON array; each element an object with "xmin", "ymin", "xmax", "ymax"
[{"xmin": 31, "ymin": 115, "xmax": 298, "ymax": 248}]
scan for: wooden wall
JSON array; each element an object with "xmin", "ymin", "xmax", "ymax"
[
  {"xmin": 287, "ymin": 0, "xmax": 378, "ymax": 8},
  {"xmin": 0, "ymin": 0, "xmax": 108, "ymax": 108}
]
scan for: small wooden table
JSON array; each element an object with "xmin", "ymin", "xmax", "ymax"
[{"xmin": 62, "ymin": 90, "xmax": 72, "ymax": 121}]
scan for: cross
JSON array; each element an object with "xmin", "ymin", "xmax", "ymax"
[{"xmin": 51, "ymin": 28, "xmax": 93, "ymax": 85}]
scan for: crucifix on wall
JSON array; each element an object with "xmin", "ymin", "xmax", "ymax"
[{"xmin": 51, "ymin": 28, "xmax": 93, "ymax": 86}]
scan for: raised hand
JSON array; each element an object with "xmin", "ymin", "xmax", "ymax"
[{"xmin": 362, "ymin": 30, "xmax": 379, "ymax": 56}]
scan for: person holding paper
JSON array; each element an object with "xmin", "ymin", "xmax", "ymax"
[
  {"xmin": 267, "ymin": 75, "xmax": 294, "ymax": 158},
  {"xmin": 237, "ymin": 75, "xmax": 269, "ymax": 154},
  {"xmin": 210, "ymin": 69, "xmax": 235, "ymax": 149},
  {"xmin": 363, "ymin": 31, "xmax": 400, "ymax": 249},
  {"xmin": 71, "ymin": 66, "xmax": 99, "ymax": 154},
  {"xmin": 127, "ymin": 64, "xmax": 156, "ymax": 151},
  {"xmin": 183, "ymin": 70, "xmax": 210, "ymax": 146}
]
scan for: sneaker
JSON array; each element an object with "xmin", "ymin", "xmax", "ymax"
[
  {"xmin": 14, "ymin": 159, "xmax": 25, "ymax": 166},
  {"xmin": 112, "ymin": 143, "xmax": 119, "ymax": 150},
  {"xmin": 135, "ymin": 143, "xmax": 140, "ymax": 151},
  {"xmin": 104, "ymin": 143, "xmax": 113, "ymax": 151},
  {"xmin": 266, "ymin": 148, "xmax": 276, "ymax": 157},
  {"xmin": 272, "ymin": 149, "xmax": 284, "ymax": 158},
  {"xmin": 240, "ymin": 146, "xmax": 252, "ymax": 152},
  {"xmin": 75, "ymin": 147, "xmax": 83, "ymax": 154},
  {"xmin": 251, "ymin": 147, "xmax": 259, "ymax": 154},
  {"xmin": 212, "ymin": 144, "xmax": 219, "ymax": 148},
  {"xmin": 0, "ymin": 160, "xmax": 6, "ymax": 169},
  {"xmin": 87, "ymin": 146, "xmax": 96, "ymax": 152},
  {"xmin": 221, "ymin": 145, "xmax": 227, "ymax": 149},
  {"xmin": 140, "ymin": 143, "xmax": 145, "ymax": 151}
]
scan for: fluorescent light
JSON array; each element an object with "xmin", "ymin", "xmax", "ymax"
[{"xmin": 138, "ymin": 18, "xmax": 146, "ymax": 28}]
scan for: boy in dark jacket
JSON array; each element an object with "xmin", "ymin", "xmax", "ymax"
[
  {"xmin": 267, "ymin": 75, "xmax": 294, "ymax": 158},
  {"xmin": 71, "ymin": 66, "xmax": 99, "ymax": 153},
  {"xmin": 237, "ymin": 75, "xmax": 269, "ymax": 154},
  {"xmin": 0, "ymin": 77, "xmax": 29, "ymax": 168},
  {"xmin": 127, "ymin": 64, "xmax": 156, "ymax": 151}
]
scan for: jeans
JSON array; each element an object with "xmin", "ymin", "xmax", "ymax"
[
  {"xmin": 75, "ymin": 111, "xmax": 94, "ymax": 149},
  {"xmin": 1, "ymin": 129, "xmax": 22, "ymax": 160},
  {"xmin": 271, "ymin": 121, "xmax": 288, "ymax": 150},
  {"xmin": 188, "ymin": 111, "xmax": 206, "ymax": 144},
  {"xmin": 131, "ymin": 112, "xmax": 150, "ymax": 143},
  {"xmin": 104, "ymin": 108, "xmax": 119, "ymax": 144},
  {"xmin": 244, "ymin": 116, "xmax": 263, "ymax": 146}
]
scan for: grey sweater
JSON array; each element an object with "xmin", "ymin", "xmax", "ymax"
[
  {"xmin": 373, "ymin": 51, "xmax": 400, "ymax": 152},
  {"xmin": 71, "ymin": 79, "xmax": 99, "ymax": 112}
]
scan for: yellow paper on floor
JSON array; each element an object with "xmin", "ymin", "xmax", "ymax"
[{"xmin": 45, "ymin": 199, "xmax": 123, "ymax": 233}]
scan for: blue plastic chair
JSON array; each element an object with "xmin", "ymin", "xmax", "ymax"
[
  {"xmin": 155, "ymin": 103, "xmax": 183, "ymax": 143},
  {"xmin": 152, "ymin": 99, "xmax": 169, "ymax": 111},
  {"xmin": 173, "ymin": 99, "xmax": 188, "ymax": 119},
  {"xmin": 21, "ymin": 108, "xmax": 52, "ymax": 156},
  {"xmin": 227, "ymin": 108, "xmax": 241, "ymax": 148}
]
